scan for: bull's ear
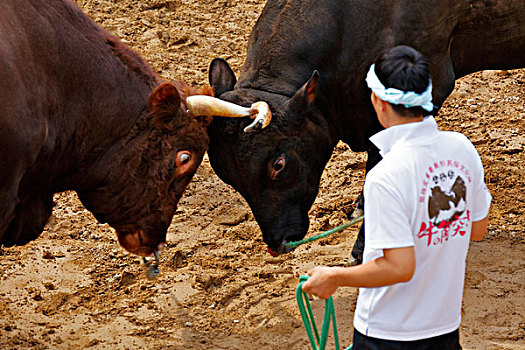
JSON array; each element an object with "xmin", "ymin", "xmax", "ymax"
[
  {"xmin": 148, "ymin": 82, "xmax": 182, "ymax": 112},
  {"xmin": 209, "ymin": 58, "xmax": 237, "ymax": 97},
  {"xmin": 288, "ymin": 70, "xmax": 320, "ymax": 112},
  {"xmin": 148, "ymin": 82, "xmax": 185, "ymax": 130}
]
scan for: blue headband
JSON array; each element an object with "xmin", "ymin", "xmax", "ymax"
[{"xmin": 366, "ymin": 64, "xmax": 434, "ymax": 112}]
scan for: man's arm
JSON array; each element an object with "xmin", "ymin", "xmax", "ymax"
[
  {"xmin": 471, "ymin": 216, "xmax": 489, "ymax": 241},
  {"xmin": 301, "ymin": 246, "xmax": 415, "ymax": 299}
]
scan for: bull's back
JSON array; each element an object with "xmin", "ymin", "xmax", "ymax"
[
  {"xmin": 0, "ymin": 0, "xmax": 108, "ymax": 102},
  {"xmin": 0, "ymin": 0, "xmax": 154, "ymax": 185},
  {"xmin": 0, "ymin": 0, "xmax": 106, "ymax": 142},
  {"xmin": 0, "ymin": 1, "xmax": 59, "ymax": 191},
  {"xmin": 451, "ymin": 0, "xmax": 525, "ymax": 77},
  {"xmin": 240, "ymin": 0, "xmax": 524, "ymax": 144}
]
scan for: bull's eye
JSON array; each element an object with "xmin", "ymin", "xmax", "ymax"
[
  {"xmin": 175, "ymin": 151, "xmax": 192, "ymax": 168},
  {"xmin": 274, "ymin": 159, "xmax": 284, "ymax": 171},
  {"xmin": 180, "ymin": 153, "xmax": 190, "ymax": 165},
  {"xmin": 271, "ymin": 156, "xmax": 286, "ymax": 180}
]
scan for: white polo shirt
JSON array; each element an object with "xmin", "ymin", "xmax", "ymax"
[{"xmin": 353, "ymin": 116, "xmax": 491, "ymax": 341}]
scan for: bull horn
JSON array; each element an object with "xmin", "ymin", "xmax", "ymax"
[{"xmin": 186, "ymin": 95, "xmax": 272, "ymax": 133}]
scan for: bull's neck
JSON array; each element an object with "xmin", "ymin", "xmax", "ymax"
[
  {"xmin": 48, "ymin": 46, "xmax": 160, "ymax": 191},
  {"xmin": 54, "ymin": 95, "xmax": 154, "ymax": 193},
  {"xmin": 73, "ymin": 104, "xmax": 151, "ymax": 192},
  {"xmin": 313, "ymin": 77, "xmax": 383, "ymax": 153}
]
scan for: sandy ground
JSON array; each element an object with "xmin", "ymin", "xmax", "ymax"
[{"xmin": 0, "ymin": 1, "xmax": 523, "ymax": 349}]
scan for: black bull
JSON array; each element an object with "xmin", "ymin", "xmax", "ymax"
[{"xmin": 207, "ymin": 0, "xmax": 525, "ymax": 256}]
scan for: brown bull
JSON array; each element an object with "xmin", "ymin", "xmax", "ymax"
[{"xmin": 0, "ymin": 0, "xmax": 255, "ymax": 257}]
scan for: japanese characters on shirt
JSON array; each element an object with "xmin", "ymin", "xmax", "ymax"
[{"xmin": 418, "ymin": 159, "xmax": 472, "ymax": 247}]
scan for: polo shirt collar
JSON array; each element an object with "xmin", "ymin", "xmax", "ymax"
[{"xmin": 370, "ymin": 116, "xmax": 438, "ymax": 157}]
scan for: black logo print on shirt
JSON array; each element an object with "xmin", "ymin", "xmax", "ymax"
[
  {"xmin": 428, "ymin": 174, "xmax": 467, "ymax": 225},
  {"xmin": 418, "ymin": 161, "xmax": 472, "ymax": 246}
]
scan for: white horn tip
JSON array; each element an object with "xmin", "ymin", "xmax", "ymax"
[{"xmin": 244, "ymin": 101, "xmax": 272, "ymax": 133}]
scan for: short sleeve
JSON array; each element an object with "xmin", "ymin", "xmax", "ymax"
[
  {"xmin": 470, "ymin": 150, "xmax": 492, "ymax": 221},
  {"xmin": 364, "ymin": 175, "xmax": 415, "ymax": 250}
]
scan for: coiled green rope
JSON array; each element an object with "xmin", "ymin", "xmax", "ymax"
[
  {"xmin": 286, "ymin": 216, "xmax": 364, "ymax": 249},
  {"xmin": 296, "ymin": 275, "xmax": 353, "ymax": 350}
]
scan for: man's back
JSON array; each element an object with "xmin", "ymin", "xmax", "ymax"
[{"xmin": 355, "ymin": 116, "xmax": 492, "ymax": 340}]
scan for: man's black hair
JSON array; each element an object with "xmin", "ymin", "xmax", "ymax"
[{"xmin": 374, "ymin": 45, "xmax": 431, "ymax": 117}]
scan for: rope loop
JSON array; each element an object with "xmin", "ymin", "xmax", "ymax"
[{"xmin": 296, "ymin": 275, "xmax": 353, "ymax": 350}]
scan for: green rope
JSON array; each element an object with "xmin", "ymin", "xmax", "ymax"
[
  {"xmin": 286, "ymin": 215, "xmax": 364, "ymax": 249},
  {"xmin": 296, "ymin": 275, "xmax": 353, "ymax": 350}
]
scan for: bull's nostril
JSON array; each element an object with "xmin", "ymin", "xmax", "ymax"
[
  {"xmin": 144, "ymin": 249, "xmax": 161, "ymax": 279},
  {"xmin": 280, "ymin": 240, "xmax": 296, "ymax": 254},
  {"xmin": 278, "ymin": 241, "xmax": 287, "ymax": 254},
  {"xmin": 267, "ymin": 240, "xmax": 295, "ymax": 256}
]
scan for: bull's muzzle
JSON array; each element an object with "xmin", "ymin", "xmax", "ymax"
[
  {"xmin": 186, "ymin": 95, "xmax": 272, "ymax": 133},
  {"xmin": 144, "ymin": 248, "xmax": 161, "ymax": 279}
]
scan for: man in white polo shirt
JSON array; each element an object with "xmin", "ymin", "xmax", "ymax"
[{"xmin": 301, "ymin": 45, "xmax": 492, "ymax": 349}]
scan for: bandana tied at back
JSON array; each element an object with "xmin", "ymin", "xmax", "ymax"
[{"xmin": 366, "ymin": 64, "xmax": 434, "ymax": 112}]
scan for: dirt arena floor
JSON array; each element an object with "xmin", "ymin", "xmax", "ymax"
[{"xmin": 1, "ymin": 1, "xmax": 523, "ymax": 349}]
